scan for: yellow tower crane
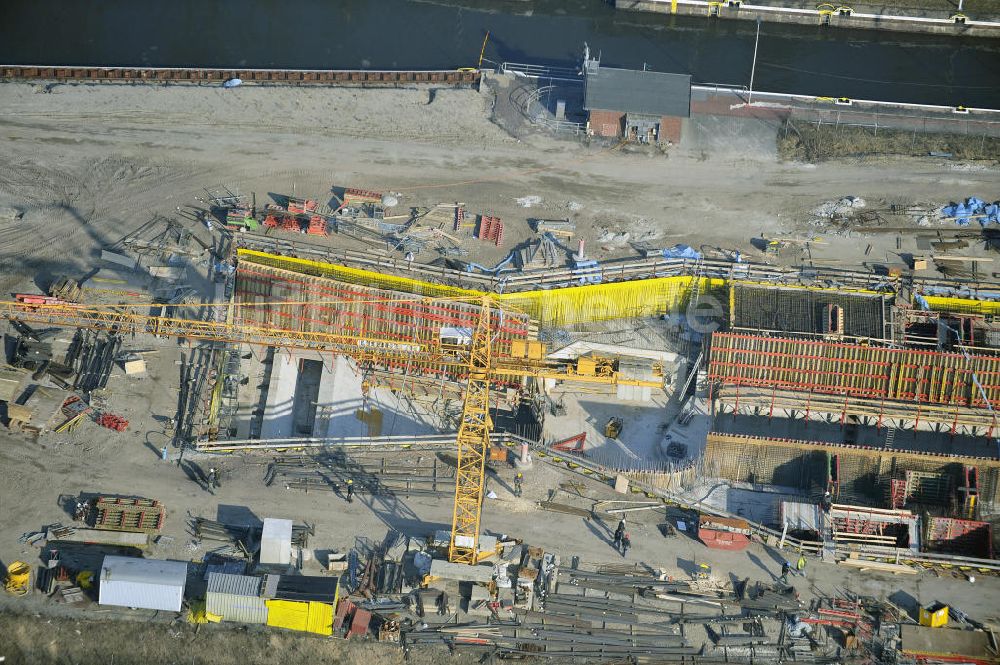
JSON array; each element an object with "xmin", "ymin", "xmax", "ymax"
[{"xmin": 0, "ymin": 295, "xmax": 665, "ymax": 564}]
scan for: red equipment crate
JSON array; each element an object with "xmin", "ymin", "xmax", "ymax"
[
  {"xmin": 477, "ymin": 215, "xmax": 504, "ymax": 246},
  {"xmin": 98, "ymin": 413, "xmax": 129, "ymax": 432},
  {"xmin": 307, "ymin": 215, "xmax": 327, "ymax": 235}
]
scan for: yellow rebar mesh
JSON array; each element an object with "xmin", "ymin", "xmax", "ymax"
[
  {"xmin": 923, "ymin": 295, "xmax": 1000, "ymax": 316},
  {"xmin": 237, "ymin": 250, "xmax": 729, "ymax": 327},
  {"xmin": 498, "ymin": 277, "xmax": 726, "ymax": 326},
  {"xmin": 240, "ymin": 250, "xmax": 1000, "ymax": 327},
  {"xmin": 237, "ymin": 249, "xmax": 480, "ymax": 299}
]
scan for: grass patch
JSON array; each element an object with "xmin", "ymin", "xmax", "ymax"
[{"xmin": 778, "ymin": 121, "xmax": 1000, "ymax": 162}]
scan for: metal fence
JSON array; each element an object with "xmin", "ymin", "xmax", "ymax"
[
  {"xmin": 499, "ymin": 62, "xmax": 581, "ymax": 83},
  {"xmin": 511, "ymin": 83, "xmax": 587, "ymax": 136}
]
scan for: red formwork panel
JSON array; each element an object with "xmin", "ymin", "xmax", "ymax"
[
  {"xmin": 232, "ymin": 261, "xmax": 530, "ymax": 361},
  {"xmin": 700, "ymin": 529, "xmax": 751, "ymax": 550},
  {"xmin": 924, "ymin": 517, "xmax": 993, "ymax": 559}
]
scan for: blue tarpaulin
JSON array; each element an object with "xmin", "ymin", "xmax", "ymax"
[
  {"xmin": 573, "ymin": 259, "xmax": 602, "ymax": 284},
  {"xmin": 941, "ymin": 196, "xmax": 1000, "ymax": 226},
  {"xmin": 465, "ymin": 252, "xmax": 516, "ymax": 275},
  {"xmin": 662, "ymin": 244, "xmax": 702, "ymax": 260}
]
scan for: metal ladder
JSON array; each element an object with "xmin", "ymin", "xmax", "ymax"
[{"xmin": 884, "ymin": 426, "xmax": 896, "ymax": 449}]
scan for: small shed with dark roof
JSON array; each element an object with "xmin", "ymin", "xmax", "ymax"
[{"xmin": 583, "ymin": 60, "xmax": 691, "ymax": 143}]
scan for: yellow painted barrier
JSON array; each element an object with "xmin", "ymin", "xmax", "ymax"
[{"xmin": 265, "ymin": 600, "xmax": 333, "ymax": 636}]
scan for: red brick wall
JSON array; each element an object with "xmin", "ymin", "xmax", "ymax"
[
  {"xmin": 588, "ymin": 109, "xmax": 624, "ymax": 137},
  {"xmin": 659, "ymin": 116, "xmax": 683, "ymax": 143}
]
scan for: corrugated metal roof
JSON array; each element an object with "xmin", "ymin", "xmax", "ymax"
[
  {"xmin": 100, "ymin": 579, "xmax": 185, "ymax": 612},
  {"xmin": 207, "ymin": 589, "xmax": 268, "ymax": 624},
  {"xmin": 263, "ymin": 573, "xmax": 280, "ymax": 598},
  {"xmin": 584, "ymin": 63, "xmax": 691, "ymax": 118},
  {"xmin": 207, "ymin": 572, "xmax": 263, "ymax": 597},
  {"xmin": 100, "ymin": 555, "xmax": 187, "ymax": 586},
  {"xmin": 99, "ymin": 556, "xmax": 187, "ymax": 612}
]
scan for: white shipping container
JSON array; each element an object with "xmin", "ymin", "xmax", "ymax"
[
  {"xmin": 260, "ymin": 518, "xmax": 293, "ymax": 565},
  {"xmin": 99, "ymin": 556, "xmax": 187, "ymax": 612}
]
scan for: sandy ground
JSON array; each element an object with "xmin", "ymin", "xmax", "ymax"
[
  {"xmin": 0, "ymin": 80, "xmax": 997, "ymax": 292},
  {"xmin": 1, "ymin": 80, "xmax": 1000, "ymax": 661}
]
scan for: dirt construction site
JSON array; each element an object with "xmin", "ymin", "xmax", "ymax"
[{"xmin": 2, "ymin": 75, "xmax": 1000, "ymax": 665}]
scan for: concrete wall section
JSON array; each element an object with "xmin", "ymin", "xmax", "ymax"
[
  {"xmin": 260, "ymin": 351, "xmax": 298, "ymax": 439},
  {"xmin": 317, "ymin": 356, "xmax": 442, "ymax": 439}
]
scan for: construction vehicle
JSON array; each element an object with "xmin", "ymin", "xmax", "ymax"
[
  {"xmin": 604, "ymin": 416, "xmax": 623, "ymax": 439},
  {"xmin": 0, "ymin": 295, "xmax": 664, "ymax": 565}
]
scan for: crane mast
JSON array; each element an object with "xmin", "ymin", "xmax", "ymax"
[
  {"xmin": 2, "ymin": 297, "xmax": 665, "ymax": 564},
  {"xmin": 449, "ymin": 297, "xmax": 493, "ymax": 564}
]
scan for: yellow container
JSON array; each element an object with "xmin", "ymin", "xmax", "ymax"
[
  {"xmin": 919, "ymin": 604, "xmax": 949, "ymax": 628},
  {"xmin": 266, "ymin": 600, "xmax": 333, "ymax": 636},
  {"xmin": 5, "ymin": 561, "xmax": 30, "ymax": 595}
]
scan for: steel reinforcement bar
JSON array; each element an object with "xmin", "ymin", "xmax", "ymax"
[{"xmin": 0, "ymin": 65, "xmax": 480, "ymax": 86}]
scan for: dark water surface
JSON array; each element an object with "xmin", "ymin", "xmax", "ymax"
[{"xmin": 2, "ymin": 0, "xmax": 999, "ymax": 107}]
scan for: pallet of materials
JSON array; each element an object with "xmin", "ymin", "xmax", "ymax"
[{"xmin": 94, "ymin": 496, "xmax": 165, "ymax": 533}]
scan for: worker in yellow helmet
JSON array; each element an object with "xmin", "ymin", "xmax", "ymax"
[
  {"xmin": 514, "ymin": 472, "xmax": 523, "ymax": 497},
  {"xmin": 346, "ymin": 478, "xmax": 354, "ymax": 503}
]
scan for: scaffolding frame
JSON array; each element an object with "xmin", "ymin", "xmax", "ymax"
[{"xmin": 709, "ymin": 332, "xmax": 1000, "ymax": 433}]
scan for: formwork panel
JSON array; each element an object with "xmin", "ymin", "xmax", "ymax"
[
  {"xmin": 705, "ymin": 432, "xmax": 1000, "ymax": 508},
  {"xmin": 924, "ymin": 516, "xmax": 993, "ymax": 558},
  {"xmin": 708, "ymin": 332, "xmax": 1000, "ymax": 409},
  {"xmin": 235, "ymin": 248, "xmax": 721, "ymax": 327},
  {"xmin": 233, "ymin": 260, "xmax": 531, "ymax": 362}
]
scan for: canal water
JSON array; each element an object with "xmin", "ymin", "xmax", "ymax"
[{"xmin": 2, "ymin": 0, "xmax": 999, "ymax": 108}]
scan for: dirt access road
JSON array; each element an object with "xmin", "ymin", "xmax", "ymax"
[{"xmin": 0, "ymin": 80, "xmax": 997, "ymax": 294}]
